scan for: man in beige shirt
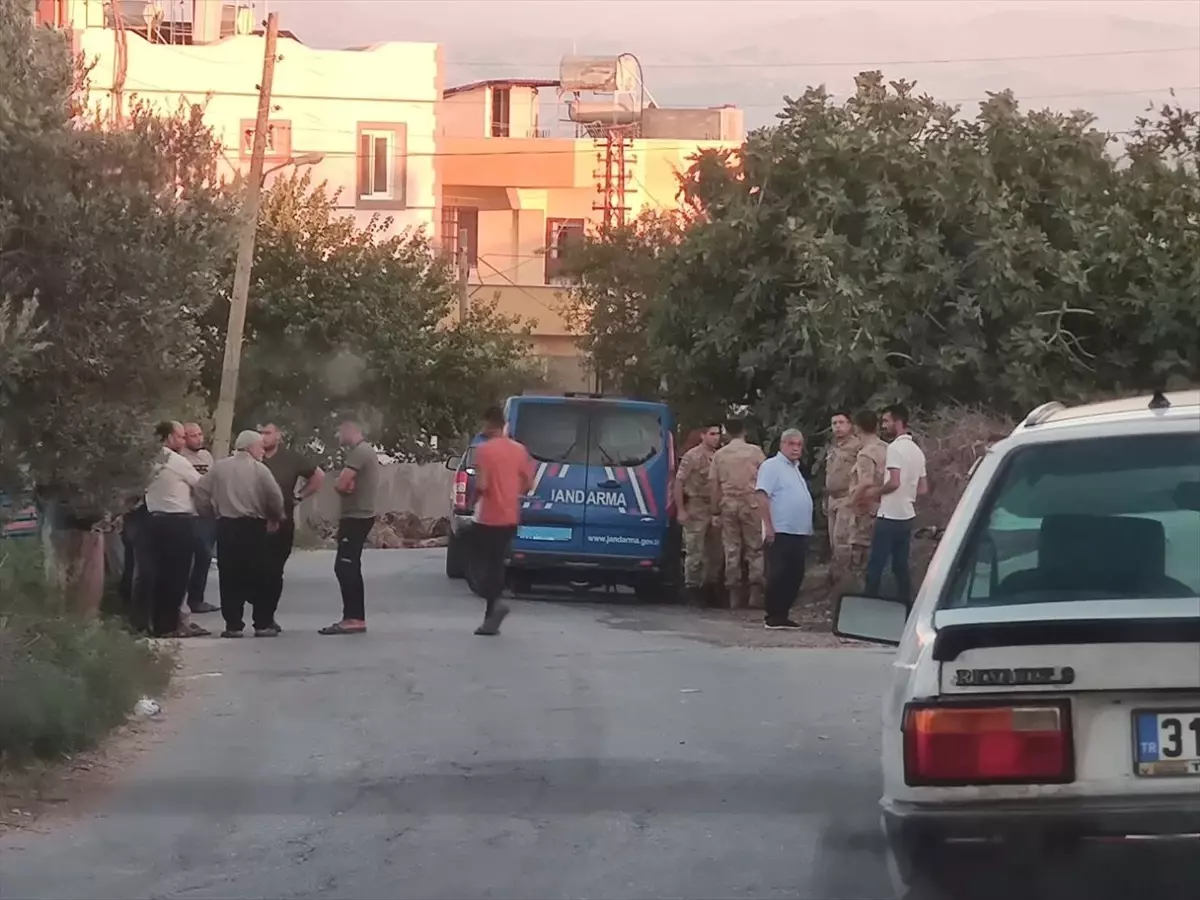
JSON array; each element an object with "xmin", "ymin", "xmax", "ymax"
[{"xmin": 194, "ymin": 430, "xmax": 285, "ymax": 638}]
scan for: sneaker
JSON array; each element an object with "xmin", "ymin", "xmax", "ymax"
[
  {"xmin": 764, "ymin": 619, "xmax": 802, "ymax": 630},
  {"xmin": 270, "ymin": 621, "xmax": 283, "ymax": 634},
  {"xmin": 189, "ymin": 602, "xmax": 219, "ymax": 614},
  {"xmin": 220, "ymin": 629, "xmax": 244, "ymax": 639},
  {"xmin": 474, "ymin": 603, "xmax": 511, "ymax": 636},
  {"xmin": 254, "ymin": 627, "xmax": 278, "ymax": 638}
]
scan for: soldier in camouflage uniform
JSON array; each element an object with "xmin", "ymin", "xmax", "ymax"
[
  {"xmin": 822, "ymin": 410, "xmax": 861, "ymax": 570},
  {"xmin": 709, "ymin": 419, "xmax": 767, "ymax": 608},
  {"xmin": 832, "ymin": 409, "xmax": 889, "ymax": 589},
  {"xmin": 673, "ymin": 423, "xmax": 723, "ymax": 605}
]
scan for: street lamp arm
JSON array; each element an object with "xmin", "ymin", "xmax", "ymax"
[{"xmin": 260, "ymin": 152, "xmax": 327, "ymax": 183}]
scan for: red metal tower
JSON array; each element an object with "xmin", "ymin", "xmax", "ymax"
[{"xmin": 593, "ymin": 126, "xmax": 637, "ymax": 236}]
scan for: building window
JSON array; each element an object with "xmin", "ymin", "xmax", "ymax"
[
  {"xmin": 355, "ymin": 123, "xmax": 408, "ymax": 209},
  {"xmin": 441, "ymin": 207, "xmax": 479, "ymax": 267},
  {"xmin": 545, "ymin": 218, "xmax": 585, "ymax": 284},
  {"xmin": 490, "ymin": 87, "xmax": 511, "ymax": 138},
  {"xmin": 238, "ymin": 120, "xmax": 291, "ymax": 161}
]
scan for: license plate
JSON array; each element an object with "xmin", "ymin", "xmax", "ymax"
[
  {"xmin": 517, "ymin": 525, "xmax": 572, "ymax": 542},
  {"xmin": 1133, "ymin": 710, "xmax": 1200, "ymax": 777}
]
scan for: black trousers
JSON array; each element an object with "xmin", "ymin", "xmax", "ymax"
[
  {"xmin": 263, "ymin": 518, "xmax": 295, "ymax": 625},
  {"xmin": 469, "ymin": 524, "xmax": 516, "ymax": 617},
  {"xmin": 335, "ymin": 517, "xmax": 374, "ymax": 621},
  {"xmin": 147, "ymin": 513, "xmax": 195, "ymax": 636},
  {"xmin": 216, "ymin": 517, "xmax": 270, "ymax": 631},
  {"xmin": 765, "ymin": 533, "xmax": 809, "ymax": 623},
  {"xmin": 187, "ymin": 516, "xmax": 217, "ymax": 610},
  {"xmin": 120, "ymin": 506, "xmax": 149, "ymax": 629}
]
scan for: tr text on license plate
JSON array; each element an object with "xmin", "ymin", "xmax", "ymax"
[{"xmin": 1133, "ymin": 709, "xmax": 1200, "ymax": 777}]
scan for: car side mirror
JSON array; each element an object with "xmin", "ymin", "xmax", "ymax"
[
  {"xmin": 834, "ymin": 594, "xmax": 910, "ymax": 646},
  {"xmin": 444, "ymin": 455, "xmax": 462, "ymax": 471}
]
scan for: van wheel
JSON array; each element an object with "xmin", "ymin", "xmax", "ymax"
[{"xmin": 445, "ymin": 533, "xmax": 466, "ymax": 579}]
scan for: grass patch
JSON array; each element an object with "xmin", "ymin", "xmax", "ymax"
[{"xmin": 0, "ymin": 538, "xmax": 174, "ymax": 769}]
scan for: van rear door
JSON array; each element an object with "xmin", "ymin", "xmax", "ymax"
[
  {"xmin": 507, "ymin": 398, "xmax": 590, "ymax": 556},
  {"xmin": 581, "ymin": 402, "xmax": 671, "ymax": 561}
]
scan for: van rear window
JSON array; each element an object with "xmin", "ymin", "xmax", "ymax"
[
  {"xmin": 513, "ymin": 404, "xmax": 663, "ymax": 468},
  {"xmin": 942, "ymin": 433, "xmax": 1200, "ymax": 608},
  {"xmin": 590, "ymin": 408, "xmax": 662, "ymax": 468},
  {"xmin": 514, "ymin": 404, "xmax": 589, "ymax": 465}
]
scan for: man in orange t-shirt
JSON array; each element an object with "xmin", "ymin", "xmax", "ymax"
[{"xmin": 470, "ymin": 405, "xmax": 533, "ymax": 635}]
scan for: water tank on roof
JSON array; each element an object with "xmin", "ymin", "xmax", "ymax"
[
  {"xmin": 559, "ymin": 55, "xmax": 641, "ymax": 94},
  {"xmin": 567, "ymin": 98, "xmax": 641, "ymax": 126}
]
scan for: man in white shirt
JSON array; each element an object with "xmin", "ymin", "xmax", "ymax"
[
  {"xmin": 143, "ymin": 421, "xmax": 207, "ymax": 637},
  {"xmin": 863, "ymin": 404, "xmax": 928, "ymax": 602}
]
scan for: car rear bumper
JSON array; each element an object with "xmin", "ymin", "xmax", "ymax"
[
  {"xmin": 507, "ymin": 548, "xmax": 664, "ymax": 577},
  {"xmin": 884, "ymin": 793, "xmax": 1200, "ymax": 843},
  {"xmin": 884, "ymin": 794, "xmax": 1200, "ymax": 891}
]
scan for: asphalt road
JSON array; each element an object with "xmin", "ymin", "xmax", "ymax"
[{"xmin": 0, "ymin": 550, "xmax": 896, "ymax": 900}]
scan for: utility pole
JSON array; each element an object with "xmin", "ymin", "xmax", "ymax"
[
  {"xmin": 212, "ymin": 11, "xmax": 280, "ymax": 459},
  {"xmin": 457, "ymin": 227, "xmax": 470, "ymax": 323}
]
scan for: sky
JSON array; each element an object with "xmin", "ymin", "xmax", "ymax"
[{"xmin": 260, "ymin": 0, "xmax": 1200, "ymax": 131}]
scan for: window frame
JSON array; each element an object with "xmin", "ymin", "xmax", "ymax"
[
  {"xmin": 355, "ymin": 122, "xmax": 408, "ymax": 211},
  {"xmin": 490, "ymin": 86, "xmax": 512, "ymax": 138},
  {"xmin": 544, "ymin": 217, "xmax": 585, "ymax": 284},
  {"xmin": 238, "ymin": 119, "xmax": 291, "ymax": 162},
  {"xmin": 441, "ymin": 206, "xmax": 479, "ymax": 267}
]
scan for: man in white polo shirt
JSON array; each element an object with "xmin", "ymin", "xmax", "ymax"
[
  {"xmin": 864, "ymin": 404, "xmax": 927, "ymax": 602},
  {"xmin": 144, "ymin": 421, "xmax": 208, "ymax": 637}
]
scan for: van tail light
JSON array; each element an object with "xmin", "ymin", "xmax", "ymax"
[
  {"xmin": 903, "ymin": 701, "xmax": 1074, "ymax": 786},
  {"xmin": 453, "ymin": 470, "xmax": 469, "ymax": 511}
]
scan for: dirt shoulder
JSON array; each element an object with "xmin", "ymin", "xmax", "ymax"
[{"xmin": 0, "ymin": 656, "xmax": 194, "ymax": 837}]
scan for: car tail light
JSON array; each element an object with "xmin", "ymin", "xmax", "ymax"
[
  {"xmin": 903, "ymin": 701, "xmax": 1074, "ymax": 786},
  {"xmin": 453, "ymin": 470, "xmax": 469, "ymax": 511}
]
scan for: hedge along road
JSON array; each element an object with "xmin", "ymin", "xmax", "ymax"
[{"xmin": 0, "ymin": 549, "xmax": 895, "ymax": 900}]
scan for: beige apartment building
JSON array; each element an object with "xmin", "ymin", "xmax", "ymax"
[
  {"xmin": 36, "ymin": 0, "xmax": 442, "ymax": 236},
  {"xmin": 437, "ymin": 57, "xmax": 744, "ymax": 390}
]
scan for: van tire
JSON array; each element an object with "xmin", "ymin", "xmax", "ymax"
[{"xmin": 446, "ymin": 533, "xmax": 467, "ymax": 579}]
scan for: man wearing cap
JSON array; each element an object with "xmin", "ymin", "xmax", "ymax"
[{"xmin": 194, "ymin": 430, "xmax": 286, "ymax": 638}]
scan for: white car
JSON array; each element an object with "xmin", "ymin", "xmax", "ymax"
[{"xmin": 836, "ymin": 390, "xmax": 1200, "ymax": 900}]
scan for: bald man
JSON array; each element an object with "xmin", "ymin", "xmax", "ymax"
[{"xmin": 195, "ymin": 430, "xmax": 285, "ymax": 638}]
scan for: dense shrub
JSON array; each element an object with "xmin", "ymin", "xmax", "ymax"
[{"xmin": 0, "ymin": 541, "xmax": 173, "ymax": 767}]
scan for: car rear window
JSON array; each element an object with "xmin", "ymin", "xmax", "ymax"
[
  {"xmin": 589, "ymin": 408, "xmax": 662, "ymax": 468},
  {"xmin": 513, "ymin": 404, "xmax": 589, "ymax": 465},
  {"xmin": 942, "ymin": 433, "xmax": 1200, "ymax": 608},
  {"xmin": 512, "ymin": 403, "xmax": 664, "ymax": 468}
]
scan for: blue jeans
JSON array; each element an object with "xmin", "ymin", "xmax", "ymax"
[
  {"xmin": 187, "ymin": 516, "xmax": 217, "ymax": 610},
  {"xmin": 864, "ymin": 517, "xmax": 914, "ymax": 602}
]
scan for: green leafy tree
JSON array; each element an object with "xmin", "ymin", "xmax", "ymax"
[
  {"xmin": 197, "ymin": 172, "xmax": 539, "ymax": 460},
  {"xmin": 0, "ymin": 0, "xmax": 234, "ymax": 515},
  {"xmin": 561, "ymin": 211, "xmax": 684, "ymax": 398},
  {"xmin": 568, "ymin": 72, "xmax": 1200, "ymax": 443}
]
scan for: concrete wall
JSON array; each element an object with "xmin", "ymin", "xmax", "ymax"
[
  {"xmin": 298, "ymin": 461, "xmax": 454, "ymax": 527},
  {"xmin": 76, "ymin": 28, "xmax": 442, "ymax": 237}
]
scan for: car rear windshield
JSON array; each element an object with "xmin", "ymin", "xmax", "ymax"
[
  {"xmin": 513, "ymin": 403, "xmax": 663, "ymax": 468},
  {"xmin": 942, "ymin": 433, "xmax": 1200, "ymax": 608}
]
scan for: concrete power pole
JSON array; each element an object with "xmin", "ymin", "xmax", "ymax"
[
  {"xmin": 457, "ymin": 227, "xmax": 470, "ymax": 322},
  {"xmin": 212, "ymin": 12, "xmax": 280, "ymax": 459}
]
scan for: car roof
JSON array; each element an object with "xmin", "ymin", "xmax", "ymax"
[
  {"xmin": 509, "ymin": 395, "xmax": 669, "ymax": 413},
  {"xmin": 1013, "ymin": 389, "xmax": 1200, "ymax": 436}
]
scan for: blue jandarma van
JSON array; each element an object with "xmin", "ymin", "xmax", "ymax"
[{"xmin": 451, "ymin": 392, "xmax": 681, "ymax": 598}]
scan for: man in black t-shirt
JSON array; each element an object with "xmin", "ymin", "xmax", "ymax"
[{"xmin": 257, "ymin": 422, "xmax": 326, "ymax": 630}]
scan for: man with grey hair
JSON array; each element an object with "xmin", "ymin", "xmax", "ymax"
[
  {"xmin": 194, "ymin": 429, "xmax": 285, "ymax": 638},
  {"xmin": 754, "ymin": 428, "xmax": 814, "ymax": 629}
]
